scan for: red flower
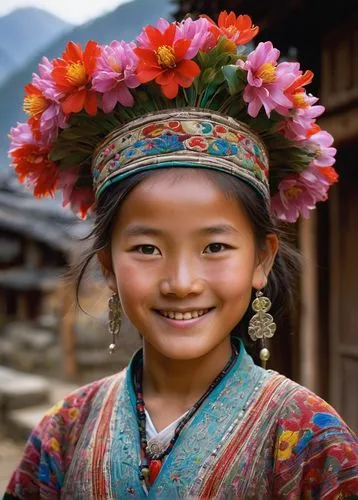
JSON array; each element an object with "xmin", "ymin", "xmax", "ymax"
[
  {"xmin": 10, "ymin": 144, "xmax": 59, "ymax": 198},
  {"xmin": 204, "ymin": 11, "xmax": 259, "ymax": 46},
  {"xmin": 52, "ymin": 41, "xmax": 100, "ymax": 116},
  {"xmin": 134, "ymin": 24, "xmax": 200, "ymax": 99},
  {"xmin": 23, "ymin": 83, "xmax": 50, "ymax": 139}
]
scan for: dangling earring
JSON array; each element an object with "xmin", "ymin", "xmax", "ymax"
[
  {"xmin": 248, "ymin": 289, "xmax": 276, "ymax": 369},
  {"xmin": 108, "ymin": 292, "xmax": 121, "ymax": 354}
]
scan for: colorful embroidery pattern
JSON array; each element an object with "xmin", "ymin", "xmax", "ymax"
[
  {"xmin": 4, "ymin": 346, "xmax": 358, "ymax": 499},
  {"xmin": 92, "ymin": 111, "xmax": 269, "ymax": 198}
]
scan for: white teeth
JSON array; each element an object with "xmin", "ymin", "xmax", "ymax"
[{"xmin": 159, "ymin": 309, "xmax": 210, "ymax": 320}]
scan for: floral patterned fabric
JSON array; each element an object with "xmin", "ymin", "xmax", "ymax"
[
  {"xmin": 4, "ymin": 343, "xmax": 358, "ymax": 499},
  {"xmin": 92, "ymin": 110, "xmax": 269, "ymax": 200}
]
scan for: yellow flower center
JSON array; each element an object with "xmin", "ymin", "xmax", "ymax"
[
  {"xmin": 286, "ymin": 186, "xmax": 303, "ymax": 200},
  {"xmin": 25, "ymin": 153, "xmax": 43, "ymax": 164},
  {"xmin": 221, "ymin": 38, "xmax": 237, "ymax": 54},
  {"xmin": 156, "ymin": 45, "xmax": 176, "ymax": 69},
  {"xmin": 108, "ymin": 56, "xmax": 122, "ymax": 73},
  {"xmin": 23, "ymin": 95, "xmax": 48, "ymax": 117},
  {"xmin": 226, "ymin": 25, "xmax": 238, "ymax": 36},
  {"xmin": 66, "ymin": 62, "xmax": 87, "ymax": 87},
  {"xmin": 293, "ymin": 92, "xmax": 309, "ymax": 108},
  {"xmin": 257, "ymin": 62, "xmax": 276, "ymax": 84}
]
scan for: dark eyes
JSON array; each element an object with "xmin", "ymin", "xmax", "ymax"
[
  {"xmin": 135, "ymin": 245, "xmax": 159, "ymax": 255},
  {"xmin": 205, "ymin": 243, "xmax": 227, "ymax": 254},
  {"xmin": 131, "ymin": 243, "xmax": 231, "ymax": 255}
]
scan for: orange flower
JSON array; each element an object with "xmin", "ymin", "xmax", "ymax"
[
  {"xmin": 285, "ymin": 70, "xmax": 314, "ymax": 109},
  {"xmin": 52, "ymin": 41, "xmax": 100, "ymax": 116},
  {"xmin": 10, "ymin": 144, "xmax": 58, "ymax": 198},
  {"xmin": 204, "ymin": 11, "xmax": 259, "ymax": 46},
  {"xmin": 134, "ymin": 24, "xmax": 200, "ymax": 99},
  {"xmin": 320, "ymin": 166, "xmax": 339, "ymax": 184},
  {"xmin": 23, "ymin": 83, "xmax": 49, "ymax": 139}
]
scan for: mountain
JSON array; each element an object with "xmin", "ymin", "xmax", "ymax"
[
  {"xmin": 0, "ymin": 0, "xmax": 174, "ymax": 174},
  {"xmin": 0, "ymin": 8, "xmax": 72, "ymax": 84},
  {"xmin": 0, "ymin": 46, "xmax": 14, "ymax": 83}
]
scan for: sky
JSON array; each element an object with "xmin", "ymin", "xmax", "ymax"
[{"xmin": 0, "ymin": 0, "xmax": 133, "ymax": 25}]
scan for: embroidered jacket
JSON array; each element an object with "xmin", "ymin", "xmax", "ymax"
[{"xmin": 4, "ymin": 343, "xmax": 358, "ymax": 499}]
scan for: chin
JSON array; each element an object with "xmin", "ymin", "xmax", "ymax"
[{"xmin": 144, "ymin": 334, "xmax": 225, "ymax": 362}]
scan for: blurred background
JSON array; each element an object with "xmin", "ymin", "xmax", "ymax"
[{"xmin": 0, "ymin": 0, "xmax": 357, "ymax": 492}]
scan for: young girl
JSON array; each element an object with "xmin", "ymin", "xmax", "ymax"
[{"xmin": 4, "ymin": 11, "xmax": 358, "ymax": 499}]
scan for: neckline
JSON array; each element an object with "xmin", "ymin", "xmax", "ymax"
[
  {"xmin": 128, "ymin": 336, "xmax": 244, "ymax": 397},
  {"xmin": 145, "ymin": 407, "xmax": 189, "ymax": 436}
]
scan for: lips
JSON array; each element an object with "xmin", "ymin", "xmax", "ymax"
[{"xmin": 154, "ymin": 308, "xmax": 214, "ymax": 321}]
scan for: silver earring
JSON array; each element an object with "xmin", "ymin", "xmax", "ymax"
[
  {"xmin": 108, "ymin": 292, "xmax": 121, "ymax": 354},
  {"xmin": 248, "ymin": 290, "xmax": 276, "ymax": 369}
]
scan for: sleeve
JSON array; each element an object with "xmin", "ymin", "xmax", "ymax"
[
  {"xmin": 273, "ymin": 387, "xmax": 358, "ymax": 499},
  {"xmin": 3, "ymin": 381, "xmax": 103, "ymax": 500}
]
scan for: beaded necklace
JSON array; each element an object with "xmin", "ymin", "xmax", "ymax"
[{"xmin": 134, "ymin": 344, "xmax": 238, "ymax": 488}]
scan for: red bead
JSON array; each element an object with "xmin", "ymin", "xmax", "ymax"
[{"xmin": 149, "ymin": 460, "xmax": 162, "ymax": 485}]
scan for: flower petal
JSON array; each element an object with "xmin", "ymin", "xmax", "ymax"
[
  {"xmin": 61, "ymin": 89, "xmax": 86, "ymax": 114},
  {"xmin": 161, "ymin": 81, "xmax": 179, "ymax": 99},
  {"xmin": 137, "ymin": 67, "xmax": 163, "ymax": 83}
]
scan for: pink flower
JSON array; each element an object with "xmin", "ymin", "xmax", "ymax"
[
  {"xmin": 304, "ymin": 129, "xmax": 336, "ymax": 167},
  {"xmin": 242, "ymin": 41, "xmax": 298, "ymax": 118},
  {"xmin": 9, "ymin": 122, "xmax": 35, "ymax": 151},
  {"xmin": 58, "ymin": 170, "xmax": 96, "ymax": 219},
  {"xmin": 92, "ymin": 41, "xmax": 140, "ymax": 112},
  {"xmin": 32, "ymin": 57, "xmax": 64, "ymax": 102},
  {"xmin": 280, "ymin": 95, "xmax": 325, "ymax": 140},
  {"xmin": 57, "ymin": 170, "xmax": 80, "ymax": 207},
  {"xmin": 27, "ymin": 57, "xmax": 68, "ymax": 142},
  {"xmin": 271, "ymin": 166, "xmax": 330, "ymax": 223},
  {"xmin": 177, "ymin": 17, "xmax": 213, "ymax": 56}
]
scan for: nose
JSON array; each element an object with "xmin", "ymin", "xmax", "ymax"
[{"xmin": 159, "ymin": 254, "xmax": 204, "ymax": 298}]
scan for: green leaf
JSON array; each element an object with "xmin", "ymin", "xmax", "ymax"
[
  {"xmin": 58, "ymin": 152, "xmax": 90, "ymax": 167},
  {"xmin": 198, "ymin": 86, "xmax": 213, "ymax": 107},
  {"xmin": 222, "ymin": 65, "xmax": 246, "ymax": 95}
]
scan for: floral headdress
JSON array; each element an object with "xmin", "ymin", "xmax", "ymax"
[{"xmin": 9, "ymin": 11, "xmax": 338, "ymax": 222}]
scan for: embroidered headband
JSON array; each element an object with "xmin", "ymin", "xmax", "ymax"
[
  {"xmin": 8, "ymin": 11, "xmax": 338, "ymax": 222},
  {"xmin": 92, "ymin": 109, "xmax": 269, "ymax": 201}
]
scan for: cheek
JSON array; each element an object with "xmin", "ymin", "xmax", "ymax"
[
  {"xmin": 205, "ymin": 253, "xmax": 256, "ymax": 291},
  {"xmin": 113, "ymin": 258, "xmax": 155, "ymax": 306}
]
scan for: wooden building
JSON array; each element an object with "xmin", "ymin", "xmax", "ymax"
[
  {"xmin": 0, "ymin": 178, "xmax": 76, "ymax": 323},
  {"xmin": 0, "ymin": 174, "xmax": 141, "ymax": 381},
  {"xmin": 175, "ymin": 0, "xmax": 358, "ymax": 430}
]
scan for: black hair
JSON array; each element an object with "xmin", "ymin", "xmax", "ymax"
[{"xmin": 69, "ymin": 168, "xmax": 300, "ymax": 364}]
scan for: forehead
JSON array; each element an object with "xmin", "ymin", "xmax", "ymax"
[{"xmin": 114, "ymin": 169, "xmax": 253, "ymax": 236}]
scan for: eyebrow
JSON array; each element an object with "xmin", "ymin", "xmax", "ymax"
[{"xmin": 122, "ymin": 223, "xmax": 239, "ymax": 237}]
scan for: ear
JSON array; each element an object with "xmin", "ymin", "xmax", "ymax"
[
  {"xmin": 252, "ymin": 234, "xmax": 279, "ymax": 290},
  {"xmin": 97, "ymin": 248, "xmax": 117, "ymax": 292}
]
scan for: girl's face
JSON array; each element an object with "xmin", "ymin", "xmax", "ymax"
[{"xmin": 108, "ymin": 169, "xmax": 277, "ymax": 361}]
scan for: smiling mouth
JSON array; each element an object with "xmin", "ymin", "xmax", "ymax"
[{"xmin": 154, "ymin": 308, "xmax": 214, "ymax": 321}]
